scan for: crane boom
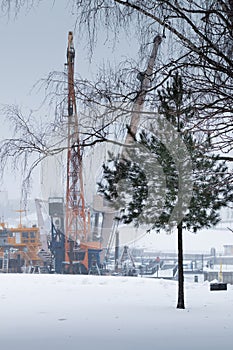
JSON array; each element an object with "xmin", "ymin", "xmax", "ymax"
[{"xmin": 124, "ymin": 35, "xmax": 162, "ymax": 145}]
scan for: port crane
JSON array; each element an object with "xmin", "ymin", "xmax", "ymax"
[
  {"xmin": 103, "ymin": 35, "xmax": 162, "ymax": 267},
  {"xmin": 48, "ymin": 32, "xmax": 161, "ymax": 274},
  {"xmin": 124, "ymin": 35, "xmax": 162, "ymax": 145},
  {"xmin": 65, "ymin": 31, "xmax": 87, "ymax": 254},
  {"xmin": 62, "ymin": 32, "xmax": 101, "ymax": 274}
]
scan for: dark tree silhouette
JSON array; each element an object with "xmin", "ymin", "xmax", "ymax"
[{"xmin": 99, "ymin": 73, "xmax": 233, "ymax": 309}]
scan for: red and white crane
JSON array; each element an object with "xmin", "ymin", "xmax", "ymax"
[
  {"xmin": 65, "ymin": 31, "xmax": 87, "ymax": 251},
  {"xmin": 64, "ymin": 32, "xmax": 101, "ymax": 273}
]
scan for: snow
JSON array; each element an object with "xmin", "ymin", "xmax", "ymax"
[
  {"xmin": 152, "ymin": 268, "xmax": 174, "ymax": 278},
  {"xmin": 0, "ymin": 274, "xmax": 233, "ymax": 350},
  {"xmin": 204, "ymin": 264, "xmax": 233, "ymax": 272}
]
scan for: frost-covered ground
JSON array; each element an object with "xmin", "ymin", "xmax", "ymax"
[{"xmin": 0, "ymin": 274, "xmax": 232, "ymax": 350}]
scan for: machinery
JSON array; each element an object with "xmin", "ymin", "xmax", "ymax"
[
  {"xmin": 102, "ymin": 35, "xmax": 163, "ymax": 268},
  {"xmin": 47, "ymin": 33, "xmax": 161, "ymax": 274},
  {"xmin": 0, "ymin": 220, "xmax": 43, "ymax": 273},
  {"xmin": 120, "ymin": 246, "xmax": 137, "ymax": 276},
  {"xmin": 48, "ymin": 197, "xmax": 65, "ymax": 273},
  {"xmin": 48, "ymin": 32, "xmax": 102, "ymax": 274}
]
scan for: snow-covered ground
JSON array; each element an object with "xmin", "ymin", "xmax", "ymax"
[{"xmin": 0, "ymin": 274, "xmax": 232, "ymax": 350}]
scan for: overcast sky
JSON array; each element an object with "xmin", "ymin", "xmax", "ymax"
[
  {"xmin": 0, "ymin": 1, "xmax": 136, "ymax": 107},
  {"xmin": 0, "ymin": 2, "xmax": 73, "ymax": 199},
  {"xmin": 0, "ymin": 1, "xmax": 137, "ymax": 200},
  {"xmin": 1, "ymin": 2, "xmax": 70, "ymax": 106}
]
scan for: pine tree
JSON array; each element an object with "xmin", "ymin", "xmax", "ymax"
[{"xmin": 98, "ymin": 72, "xmax": 233, "ymax": 309}]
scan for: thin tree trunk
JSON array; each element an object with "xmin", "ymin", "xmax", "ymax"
[{"xmin": 177, "ymin": 221, "xmax": 185, "ymax": 309}]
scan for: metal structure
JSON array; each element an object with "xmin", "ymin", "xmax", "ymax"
[
  {"xmin": 120, "ymin": 246, "xmax": 135, "ymax": 265},
  {"xmin": 63, "ymin": 32, "xmax": 101, "ymax": 273},
  {"xmin": 65, "ymin": 31, "xmax": 87, "ymax": 249},
  {"xmin": 48, "ymin": 197, "xmax": 65, "ymax": 273},
  {"xmin": 0, "ymin": 221, "xmax": 43, "ymax": 273},
  {"xmin": 124, "ymin": 35, "xmax": 162, "ymax": 146},
  {"xmin": 103, "ymin": 35, "xmax": 163, "ymax": 266}
]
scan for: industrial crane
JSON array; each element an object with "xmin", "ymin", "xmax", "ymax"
[
  {"xmin": 48, "ymin": 32, "xmax": 161, "ymax": 274},
  {"xmin": 103, "ymin": 35, "xmax": 163, "ymax": 268},
  {"xmin": 124, "ymin": 35, "xmax": 162, "ymax": 145},
  {"xmin": 63, "ymin": 32, "xmax": 101, "ymax": 274},
  {"xmin": 65, "ymin": 31, "xmax": 87, "ymax": 250}
]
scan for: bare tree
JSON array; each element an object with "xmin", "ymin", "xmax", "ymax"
[
  {"xmin": 1, "ymin": 1, "xmax": 233, "ymax": 195},
  {"xmin": 0, "ymin": 59, "xmax": 150, "ymax": 201},
  {"xmin": 70, "ymin": 0, "xmax": 233, "ymax": 155},
  {"xmin": 0, "ymin": 19, "xmax": 162, "ymax": 196},
  {"xmin": 2, "ymin": 1, "xmax": 233, "ymax": 153},
  {"xmin": 0, "ymin": 0, "xmax": 40, "ymax": 16}
]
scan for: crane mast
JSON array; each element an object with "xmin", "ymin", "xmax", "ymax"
[{"xmin": 65, "ymin": 31, "xmax": 87, "ymax": 264}]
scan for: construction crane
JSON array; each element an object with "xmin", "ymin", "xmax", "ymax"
[
  {"xmin": 63, "ymin": 32, "xmax": 101, "ymax": 274},
  {"xmin": 102, "ymin": 35, "xmax": 163, "ymax": 268},
  {"xmin": 124, "ymin": 35, "xmax": 162, "ymax": 145},
  {"xmin": 65, "ymin": 31, "xmax": 86, "ymax": 246}
]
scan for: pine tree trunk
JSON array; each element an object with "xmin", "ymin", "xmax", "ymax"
[{"xmin": 177, "ymin": 221, "xmax": 185, "ymax": 309}]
